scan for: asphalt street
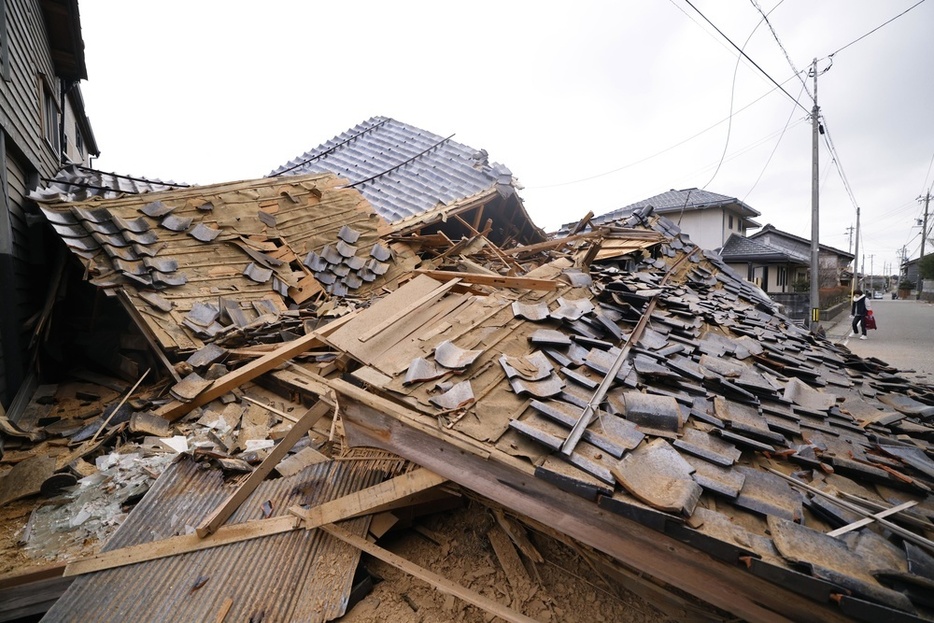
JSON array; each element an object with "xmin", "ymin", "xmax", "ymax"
[{"xmin": 823, "ymin": 297, "xmax": 934, "ymax": 385}]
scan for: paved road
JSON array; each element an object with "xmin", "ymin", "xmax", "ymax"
[{"xmin": 823, "ymin": 298, "xmax": 934, "ymax": 384}]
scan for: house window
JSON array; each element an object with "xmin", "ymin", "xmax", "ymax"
[
  {"xmin": 728, "ymin": 214, "xmax": 734, "ymax": 230},
  {"xmin": 42, "ymin": 79, "xmax": 60, "ymax": 154},
  {"xmin": 777, "ymin": 266, "xmax": 787, "ymax": 287},
  {"xmin": 75, "ymin": 122, "xmax": 84, "ymax": 158}
]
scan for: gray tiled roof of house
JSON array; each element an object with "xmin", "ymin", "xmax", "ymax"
[
  {"xmin": 750, "ymin": 224, "xmax": 854, "ymax": 259},
  {"xmin": 268, "ymin": 116, "xmax": 516, "ymax": 224},
  {"xmin": 718, "ymin": 233, "xmax": 805, "ymax": 262},
  {"xmin": 558, "ymin": 188, "xmax": 760, "ymax": 235}
]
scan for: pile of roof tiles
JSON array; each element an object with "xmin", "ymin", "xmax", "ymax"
[
  {"xmin": 395, "ymin": 206, "xmax": 934, "ymax": 621},
  {"xmin": 302, "ymin": 225, "xmax": 392, "ymax": 297}
]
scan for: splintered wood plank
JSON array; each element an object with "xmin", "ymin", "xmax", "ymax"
[
  {"xmin": 196, "ymin": 401, "xmax": 331, "ymax": 537},
  {"xmin": 321, "ymin": 523, "xmax": 540, "ymax": 623},
  {"xmin": 63, "ymin": 515, "xmax": 300, "ymax": 577},
  {"xmin": 415, "ymin": 270, "xmax": 557, "ymax": 291},
  {"xmin": 487, "ymin": 524, "xmax": 533, "ymax": 593},
  {"xmin": 154, "ymin": 313, "xmax": 356, "ymax": 422},
  {"xmin": 289, "ymin": 467, "xmax": 447, "ymax": 529}
]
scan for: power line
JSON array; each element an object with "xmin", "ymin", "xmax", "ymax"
[
  {"xmin": 682, "ymin": 0, "xmax": 810, "ymax": 114},
  {"xmin": 702, "ymin": 0, "xmax": 787, "ymax": 190},
  {"xmin": 827, "ymin": 0, "xmax": 928, "ymax": 59},
  {"xmin": 742, "ymin": 79, "xmax": 806, "ymax": 202},
  {"xmin": 748, "ymin": 0, "xmax": 812, "ymax": 100},
  {"xmin": 819, "ymin": 116, "xmax": 860, "ymax": 211},
  {"xmin": 526, "ymin": 77, "xmax": 800, "ymax": 191}
]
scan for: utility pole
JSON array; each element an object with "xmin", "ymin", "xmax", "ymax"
[
  {"xmin": 869, "ymin": 254, "xmax": 874, "ymax": 292},
  {"xmin": 845, "ymin": 225, "xmax": 854, "ymax": 254},
  {"xmin": 809, "ymin": 58, "xmax": 821, "ymax": 331},
  {"xmin": 919, "ymin": 192, "xmax": 930, "ymax": 300},
  {"xmin": 852, "ymin": 207, "xmax": 861, "ymax": 296}
]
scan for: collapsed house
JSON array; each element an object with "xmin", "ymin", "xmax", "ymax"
[{"xmin": 0, "ymin": 119, "xmax": 932, "ymax": 623}]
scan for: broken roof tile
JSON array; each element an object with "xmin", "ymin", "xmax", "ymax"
[
  {"xmin": 429, "ymin": 380, "xmax": 474, "ymax": 410},
  {"xmin": 612, "ymin": 438, "xmax": 701, "ymax": 516},
  {"xmin": 673, "ymin": 427, "xmax": 742, "ymax": 467},
  {"xmin": 499, "ymin": 352, "xmax": 553, "ymax": 382},
  {"xmin": 608, "ymin": 391, "xmax": 683, "ymax": 436},
  {"xmin": 243, "ymin": 262, "xmax": 273, "ymax": 283},
  {"xmin": 338, "ymin": 225, "xmax": 360, "ymax": 244},
  {"xmin": 140, "ymin": 200, "xmax": 174, "ymax": 218},
  {"xmin": 768, "ymin": 516, "xmax": 915, "ymax": 612},
  {"xmin": 404, "ymin": 358, "xmax": 447, "ymax": 385},
  {"xmin": 509, "ymin": 374, "xmax": 565, "ymax": 398},
  {"xmin": 189, "ymin": 223, "xmax": 221, "ymax": 242},
  {"xmin": 513, "ymin": 301, "xmax": 550, "ymax": 322},
  {"xmin": 434, "ymin": 340, "xmax": 483, "ymax": 369},
  {"xmin": 549, "ymin": 297, "xmax": 595, "ymax": 321}
]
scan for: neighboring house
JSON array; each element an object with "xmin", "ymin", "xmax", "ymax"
[
  {"xmin": 559, "ymin": 188, "xmax": 761, "ymax": 252},
  {"xmin": 269, "ymin": 116, "xmax": 546, "ymax": 247},
  {"xmin": 718, "ymin": 233, "xmax": 808, "ymax": 293},
  {"xmin": 0, "ymin": 0, "xmax": 99, "ymax": 406},
  {"xmin": 748, "ymin": 224, "xmax": 854, "ymax": 289}
]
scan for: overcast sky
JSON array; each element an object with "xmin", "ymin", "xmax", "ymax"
[{"xmin": 78, "ymin": 1, "xmax": 934, "ymax": 277}]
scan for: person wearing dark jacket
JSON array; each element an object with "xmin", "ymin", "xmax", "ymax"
[{"xmin": 849, "ymin": 289, "xmax": 871, "ymax": 339}]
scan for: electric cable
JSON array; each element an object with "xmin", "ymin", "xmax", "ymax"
[
  {"xmin": 525, "ymin": 79, "xmax": 796, "ymax": 190},
  {"xmin": 700, "ymin": 0, "xmax": 786, "ymax": 191},
  {"xmin": 749, "ymin": 0, "xmax": 812, "ymax": 100},
  {"xmin": 682, "ymin": 0, "xmax": 809, "ymax": 114},
  {"xmin": 827, "ymin": 0, "xmax": 927, "ymax": 59},
  {"xmin": 742, "ymin": 79, "xmax": 807, "ymax": 202}
]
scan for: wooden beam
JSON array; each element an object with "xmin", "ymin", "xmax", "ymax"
[
  {"xmin": 568, "ymin": 211, "xmax": 594, "ymax": 235},
  {"xmin": 501, "ymin": 230, "xmax": 603, "ymax": 256},
  {"xmin": 289, "ymin": 467, "xmax": 447, "ymax": 528},
  {"xmin": 196, "ymin": 401, "xmax": 331, "ymax": 537},
  {"xmin": 321, "ymin": 523, "xmax": 541, "ymax": 623},
  {"xmin": 338, "ymin": 395, "xmax": 853, "ymax": 623},
  {"xmin": 414, "ymin": 270, "xmax": 557, "ymax": 291},
  {"xmin": 64, "ymin": 515, "xmax": 300, "ymax": 577},
  {"xmin": 153, "ymin": 312, "xmax": 356, "ymax": 422}
]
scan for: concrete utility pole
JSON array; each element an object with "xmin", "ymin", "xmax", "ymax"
[
  {"xmin": 845, "ymin": 225, "xmax": 854, "ymax": 253},
  {"xmin": 852, "ymin": 207, "xmax": 861, "ymax": 296},
  {"xmin": 919, "ymin": 192, "xmax": 930, "ymax": 300},
  {"xmin": 809, "ymin": 58, "xmax": 821, "ymax": 331},
  {"xmin": 870, "ymin": 255, "xmax": 874, "ymax": 291}
]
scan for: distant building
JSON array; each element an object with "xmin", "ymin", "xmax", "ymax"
[
  {"xmin": 0, "ymin": 0, "xmax": 98, "ymax": 405},
  {"xmin": 746, "ymin": 224, "xmax": 854, "ymax": 289},
  {"xmin": 559, "ymin": 188, "xmax": 760, "ymax": 252}
]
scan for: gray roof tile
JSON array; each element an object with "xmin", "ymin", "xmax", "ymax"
[{"xmin": 268, "ymin": 116, "xmax": 515, "ymax": 223}]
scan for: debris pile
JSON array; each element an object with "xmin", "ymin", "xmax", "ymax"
[{"xmin": 0, "ymin": 165, "xmax": 931, "ymax": 623}]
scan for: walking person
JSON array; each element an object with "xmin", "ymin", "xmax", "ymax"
[{"xmin": 849, "ymin": 289, "xmax": 871, "ymax": 340}]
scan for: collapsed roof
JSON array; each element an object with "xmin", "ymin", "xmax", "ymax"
[{"xmin": 11, "ymin": 117, "xmax": 934, "ymax": 621}]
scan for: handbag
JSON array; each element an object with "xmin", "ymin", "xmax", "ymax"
[{"xmin": 864, "ymin": 309, "xmax": 877, "ymax": 330}]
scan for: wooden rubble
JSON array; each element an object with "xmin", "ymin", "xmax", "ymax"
[{"xmin": 2, "ymin": 195, "xmax": 934, "ymax": 623}]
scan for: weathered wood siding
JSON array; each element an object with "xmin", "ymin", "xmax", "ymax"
[
  {"xmin": 1, "ymin": 0, "xmax": 60, "ymax": 175},
  {"xmin": 0, "ymin": 0, "xmax": 64, "ymax": 406}
]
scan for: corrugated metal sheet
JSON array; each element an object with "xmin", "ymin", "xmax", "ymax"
[
  {"xmin": 269, "ymin": 116, "xmax": 515, "ymax": 224},
  {"xmin": 42, "ymin": 456, "xmax": 384, "ymax": 622}
]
